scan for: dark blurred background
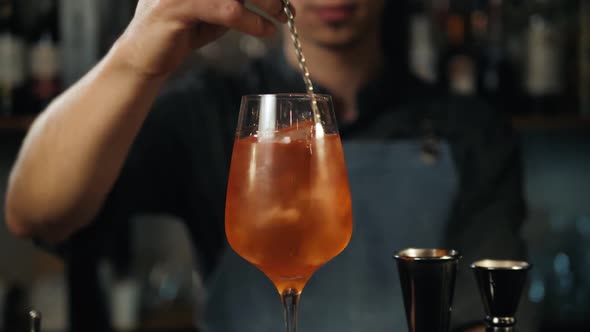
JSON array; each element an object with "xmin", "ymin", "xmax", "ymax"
[{"xmin": 0, "ymin": 0, "xmax": 589, "ymax": 331}]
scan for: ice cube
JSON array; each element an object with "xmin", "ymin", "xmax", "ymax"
[
  {"xmin": 257, "ymin": 206, "xmax": 302, "ymax": 227},
  {"xmin": 274, "ymin": 121, "xmax": 316, "ymax": 142},
  {"xmin": 257, "ymin": 120, "xmax": 323, "ymax": 143}
]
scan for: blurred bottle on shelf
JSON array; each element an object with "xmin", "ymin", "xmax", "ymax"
[
  {"xmin": 501, "ymin": 0, "xmax": 528, "ymax": 115},
  {"xmin": 470, "ymin": 0, "xmax": 496, "ymax": 101},
  {"xmin": 523, "ymin": 0, "xmax": 566, "ymax": 114},
  {"xmin": 469, "ymin": 0, "xmax": 489, "ymax": 46},
  {"xmin": 429, "ymin": 0, "xmax": 586, "ymax": 116},
  {"xmin": 473, "ymin": 0, "xmax": 524, "ymax": 114},
  {"xmin": 443, "ymin": 1, "xmax": 477, "ymax": 96},
  {"xmin": 475, "ymin": 0, "xmax": 503, "ymax": 107},
  {"xmin": 432, "ymin": 0, "xmax": 450, "ymax": 35},
  {"xmin": 30, "ymin": 275, "xmax": 68, "ymax": 331},
  {"xmin": 0, "ymin": 0, "xmax": 26, "ymax": 116},
  {"xmin": 60, "ymin": 0, "xmax": 101, "ymax": 86},
  {"xmin": 26, "ymin": 0, "xmax": 61, "ymax": 114},
  {"xmin": 407, "ymin": 0, "xmax": 438, "ymax": 84}
]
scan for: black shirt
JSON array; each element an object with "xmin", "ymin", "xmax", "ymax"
[{"xmin": 58, "ymin": 48, "xmax": 527, "ymax": 329}]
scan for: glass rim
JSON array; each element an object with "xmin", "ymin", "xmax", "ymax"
[
  {"xmin": 471, "ymin": 259, "xmax": 531, "ymax": 271},
  {"xmin": 241, "ymin": 93, "xmax": 332, "ymax": 101},
  {"xmin": 393, "ymin": 248, "xmax": 461, "ymax": 261}
]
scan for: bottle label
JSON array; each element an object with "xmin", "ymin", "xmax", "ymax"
[
  {"xmin": 30, "ymin": 37, "xmax": 61, "ymax": 102},
  {"xmin": 449, "ymin": 55, "xmax": 476, "ymax": 96},
  {"xmin": 30, "ymin": 38, "xmax": 60, "ymax": 81}
]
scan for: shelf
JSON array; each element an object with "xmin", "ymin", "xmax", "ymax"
[
  {"xmin": 139, "ymin": 304, "xmax": 195, "ymax": 330},
  {"xmin": 0, "ymin": 115, "xmax": 36, "ymax": 132},
  {"xmin": 0, "ymin": 114, "xmax": 588, "ymax": 132},
  {"xmin": 512, "ymin": 114, "xmax": 590, "ymax": 130}
]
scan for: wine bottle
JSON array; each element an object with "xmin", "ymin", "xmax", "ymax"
[
  {"xmin": 28, "ymin": 0, "xmax": 61, "ymax": 113},
  {"xmin": 408, "ymin": 0, "xmax": 438, "ymax": 84},
  {"xmin": 444, "ymin": 1, "xmax": 477, "ymax": 96},
  {"xmin": 0, "ymin": 0, "xmax": 25, "ymax": 116},
  {"xmin": 475, "ymin": 0, "xmax": 520, "ymax": 114},
  {"xmin": 524, "ymin": 0, "xmax": 565, "ymax": 114},
  {"xmin": 478, "ymin": 0, "xmax": 500, "ymax": 98}
]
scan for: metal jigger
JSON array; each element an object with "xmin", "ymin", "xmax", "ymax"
[
  {"xmin": 471, "ymin": 260, "xmax": 531, "ymax": 332},
  {"xmin": 394, "ymin": 248, "xmax": 461, "ymax": 332}
]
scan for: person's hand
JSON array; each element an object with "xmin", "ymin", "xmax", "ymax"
[{"xmin": 113, "ymin": 0, "xmax": 290, "ymax": 77}]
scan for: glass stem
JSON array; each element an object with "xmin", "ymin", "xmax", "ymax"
[{"xmin": 281, "ymin": 288, "xmax": 301, "ymax": 332}]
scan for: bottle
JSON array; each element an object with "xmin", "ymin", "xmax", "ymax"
[
  {"xmin": 432, "ymin": 0, "xmax": 450, "ymax": 33},
  {"xmin": 476, "ymin": 0, "xmax": 500, "ymax": 99},
  {"xmin": 0, "ymin": 0, "xmax": 25, "ymax": 116},
  {"xmin": 443, "ymin": 1, "xmax": 477, "ymax": 96},
  {"xmin": 524, "ymin": 0, "xmax": 566, "ymax": 114},
  {"xmin": 475, "ymin": 0, "xmax": 520, "ymax": 114},
  {"xmin": 469, "ymin": 0, "xmax": 489, "ymax": 48},
  {"xmin": 501, "ymin": 0, "xmax": 529, "ymax": 115},
  {"xmin": 468, "ymin": 0, "xmax": 493, "ymax": 101},
  {"xmin": 27, "ymin": 0, "xmax": 61, "ymax": 114},
  {"xmin": 408, "ymin": 0, "xmax": 438, "ymax": 84}
]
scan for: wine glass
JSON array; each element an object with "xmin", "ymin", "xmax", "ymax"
[{"xmin": 225, "ymin": 94, "xmax": 353, "ymax": 332}]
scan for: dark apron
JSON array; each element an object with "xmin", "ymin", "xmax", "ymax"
[{"xmin": 203, "ymin": 140, "xmax": 458, "ymax": 332}]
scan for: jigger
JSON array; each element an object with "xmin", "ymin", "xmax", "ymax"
[
  {"xmin": 394, "ymin": 248, "xmax": 461, "ymax": 332},
  {"xmin": 471, "ymin": 260, "xmax": 531, "ymax": 332}
]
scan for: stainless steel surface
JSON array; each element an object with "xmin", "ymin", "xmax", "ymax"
[
  {"xmin": 471, "ymin": 260, "xmax": 531, "ymax": 331},
  {"xmin": 394, "ymin": 248, "xmax": 461, "ymax": 332},
  {"xmin": 281, "ymin": 0, "xmax": 314, "ymax": 95},
  {"xmin": 472, "ymin": 259, "xmax": 530, "ymax": 270},
  {"xmin": 395, "ymin": 248, "xmax": 460, "ymax": 261},
  {"xmin": 29, "ymin": 310, "xmax": 41, "ymax": 332},
  {"xmin": 280, "ymin": 0, "xmax": 321, "ymax": 123}
]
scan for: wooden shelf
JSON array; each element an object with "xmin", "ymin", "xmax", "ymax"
[
  {"xmin": 0, "ymin": 115, "xmax": 36, "ymax": 132},
  {"xmin": 139, "ymin": 304, "xmax": 195, "ymax": 330},
  {"xmin": 512, "ymin": 114, "xmax": 590, "ymax": 130}
]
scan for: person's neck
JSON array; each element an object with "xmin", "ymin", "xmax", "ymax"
[{"xmin": 283, "ymin": 32, "xmax": 384, "ymax": 123}]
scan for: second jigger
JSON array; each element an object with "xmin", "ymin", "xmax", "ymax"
[
  {"xmin": 394, "ymin": 248, "xmax": 461, "ymax": 332},
  {"xmin": 471, "ymin": 259, "xmax": 531, "ymax": 332}
]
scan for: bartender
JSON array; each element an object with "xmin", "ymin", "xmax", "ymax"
[{"xmin": 5, "ymin": 0, "xmax": 531, "ymax": 331}]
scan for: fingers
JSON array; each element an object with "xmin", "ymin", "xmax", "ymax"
[
  {"xmin": 248, "ymin": 0, "xmax": 288, "ymax": 23},
  {"xmin": 250, "ymin": 0, "xmax": 297, "ymax": 23},
  {"xmin": 201, "ymin": 0, "xmax": 277, "ymax": 37},
  {"xmin": 180, "ymin": 0, "xmax": 297, "ymax": 38}
]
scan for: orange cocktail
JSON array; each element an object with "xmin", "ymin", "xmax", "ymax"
[
  {"xmin": 226, "ymin": 125, "xmax": 352, "ymax": 293},
  {"xmin": 225, "ymin": 94, "xmax": 352, "ymax": 332}
]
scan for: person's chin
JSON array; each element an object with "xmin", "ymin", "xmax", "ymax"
[
  {"xmin": 316, "ymin": 36, "xmax": 360, "ymax": 50},
  {"xmin": 313, "ymin": 32, "xmax": 363, "ymax": 50}
]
